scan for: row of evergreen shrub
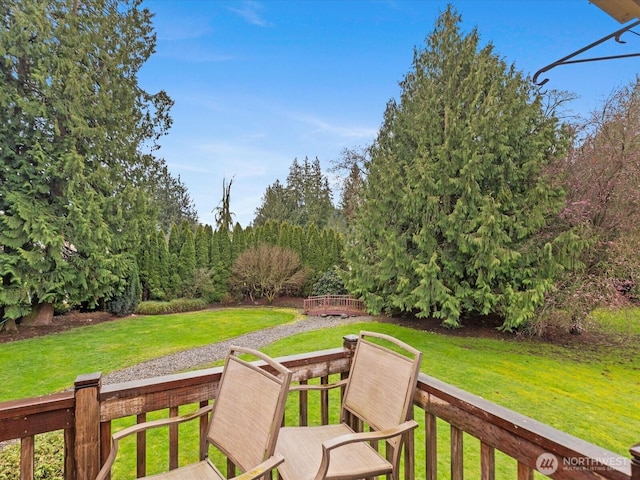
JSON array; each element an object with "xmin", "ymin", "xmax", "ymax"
[{"xmin": 134, "ymin": 298, "xmax": 209, "ymax": 315}]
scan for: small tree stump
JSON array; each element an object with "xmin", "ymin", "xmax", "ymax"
[
  {"xmin": 21, "ymin": 303, "xmax": 54, "ymax": 326},
  {"xmin": 1, "ymin": 319, "xmax": 18, "ymax": 332}
]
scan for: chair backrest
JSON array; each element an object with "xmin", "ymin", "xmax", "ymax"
[
  {"xmin": 341, "ymin": 331, "xmax": 422, "ymax": 448},
  {"xmin": 207, "ymin": 346, "xmax": 292, "ymax": 473}
]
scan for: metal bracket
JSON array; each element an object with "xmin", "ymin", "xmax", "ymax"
[{"xmin": 533, "ymin": 19, "xmax": 640, "ymax": 86}]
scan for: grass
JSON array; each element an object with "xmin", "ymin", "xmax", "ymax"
[
  {"xmin": 260, "ymin": 322, "xmax": 639, "ymax": 457},
  {"xmin": 1, "ymin": 307, "xmax": 638, "ymax": 479},
  {"xmin": 591, "ymin": 307, "xmax": 640, "ymax": 336},
  {"xmin": 0, "ymin": 307, "xmax": 298, "ymax": 402},
  {"xmin": 260, "ymin": 322, "xmax": 639, "ymax": 479}
]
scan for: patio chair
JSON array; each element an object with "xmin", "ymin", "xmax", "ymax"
[
  {"xmin": 96, "ymin": 346, "xmax": 292, "ymax": 480},
  {"xmin": 275, "ymin": 330, "xmax": 422, "ymax": 480}
]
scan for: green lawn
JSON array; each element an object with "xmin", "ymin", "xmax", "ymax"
[
  {"xmin": 1, "ymin": 307, "xmax": 638, "ymax": 479},
  {"xmin": 0, "ymin": 307, "xmax": 298, "ymax": 402},
  {"xmin": 261, "ymin": 322, "xmax": 639, "ymax": 457}
]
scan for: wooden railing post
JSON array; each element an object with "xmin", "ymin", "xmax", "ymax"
[
  {"xmin": 73, "ymin": 372, "xmax": 102, "ymax": 480},
  {"xmin": 631, "ymin": 443, "xmax": 640, "ymax": 480},
  {"xmin": 342, "ymin": 333, "xmax": 358, "ymax": 353},
  {"xmin": 342, "ymin": 334, "xmax": 358, "ymax": 428}
]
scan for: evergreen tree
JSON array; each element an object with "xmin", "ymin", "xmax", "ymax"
[
  {"xmin": 346, "ymin": 6, "xmax": 579, "ymax": 330},
  {"xmin": 137, "ymin": 233, "xmax": 154, "ymax": 301},
  {"xmin": 288, "ymin": 157, "xmax": 335, "ymax": 228},
  {"xmin": 277, "ymin": 222, "xmax": 293, "ymax": 250},
  {"xmin": 304, "ymin": 224, "xmax": 322, "ymax": 273},
  {"xmin": 231, "ymin": 222, "xmax": 246, "ymax": 261},
  {"xmin": 106, "ymin": 261, "xmax": 141, "ymax": 316},
  {"xmin": 0, "ymin": 0, "xmax": 173, "ymax": 323},
  {"xmin": 195, "ymin": 224, "xmax": 210, "ymax": 267},
  {"xmin": 156, "ymin": 229, "xmax": 170, "ymax": 299},
  {"xmin": 291, "ymin": 225, "xmax": 305, "ymax": 261},
  {"xmin": 263, "ymin": 220, "xmax": 279, "ymax": 245},
  {"xmin": 243, "ymin": 225, "xmax": 257, "ymax": 250},
  {"xmin": 178, "ymin": 228, "xmax": 196, "ymax": 294},
  {"xmin": 149, "ymin": 164, "xmax": 198, "ymax": 233},
  {"xmin": 253, "ymin": 157, "xmax": 336, "ymax": 229},
  {"xmin": 341, "ymin": 163, "xmax": 364, "ymax": 226},
  {"xmin": 167, "ymin": 222, "xmax": 183, "ymax": 260},
  {"xmin": 208, "ymin": 225, "xmax": 220, "ymax": 269},
  {"xmin": 212, "ymin": 229, "xmax": 232, "ymax": 298},
  {"xmin": 320, "ymin": 229, "xmax": 343, "ymax": 271},
  {"xmin": 253, "ymin": 180, "xmax": 291, "ymax": 226}
]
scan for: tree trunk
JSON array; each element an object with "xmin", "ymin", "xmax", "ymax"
[
  {"xmin": 1, "ymin": 319, "xmax": 18, "ymax": 332},
  {"xmin": 21, "ymin": 303, "xmax": 54, "ymax": 326}
]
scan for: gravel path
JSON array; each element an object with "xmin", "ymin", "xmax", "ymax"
[{"xmin": 102, "ymin": 314, "xmax": 373, "ymax": 385}]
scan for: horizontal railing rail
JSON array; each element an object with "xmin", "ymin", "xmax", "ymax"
[
  {"xmin": 0, "ymin": 335, "xmax": 638, "ymax": 480},
  {"xmin": 414, "ymin": 373, "xmax": 634, "ymax": 479},
  {"xmin": 0, "ymin": 392, "xmax": 75, "ymax": 480}
]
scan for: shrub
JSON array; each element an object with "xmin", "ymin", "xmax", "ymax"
[
  {"xmin": 230, "ymin": 244, "xmax": 308, "ymax": 303},
  {"xmin": 311, "ymin": 267, "xmax": 347, "ymax": 296},
  {"xmin": 106, "ymin": 263, "xmax": 141, "ymax": 316},
  {"xmin": 181, "ymin": 268, "xmax": 218, "ymax": 303},
  {"xmin": 0, "ymin": 432, "xmax": 63, "ymax": 480},
  {"xmin": 135, "ymin": 298, "xmax": 208, "ymax": 315}
]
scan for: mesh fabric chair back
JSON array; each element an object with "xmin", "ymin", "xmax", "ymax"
[
  {"xmin": 342, "ymin": 331, "xmax": 422, "ymax": 449},
  {"xmin": 207, "ymin": 346, "xmax": 291, "ymax": 472}
]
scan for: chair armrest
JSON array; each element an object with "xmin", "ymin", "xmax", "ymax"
[
  {"xmin": 313, "ymin": 420, "xmax": 418, "ymax": 480},
  {"xmin": 95, "ymin": 404, "xmax": 213, "ymax": 480},
  {"xmin": 289, "ymin": 378, "xmax": 347, "ymax": 392},
  {"xmin": 322, "ymin": 420, "xmax": 418, "ymax": 451},
  {"xmin": 230, "ymin": 454, "xmax": 284, "ymax": 480}
]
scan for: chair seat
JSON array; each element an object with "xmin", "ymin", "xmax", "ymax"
[
  {"xmin": 144, "ymin": 459, "xmax": 224, "ymax": 480},
  {"xmin": 276, "ymin": 423, "xmax": 393, "ymax": 480}
]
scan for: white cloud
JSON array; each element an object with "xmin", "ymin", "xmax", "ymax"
[
  {"xmin": 155, "ymin": 17, "xmax": 213, "ymax": 41},
  {"xmin": 291, "ymin": 112, "xmax": 378, "ymax": 140},
  {"xmin": 166, "ymin": 162, "xmax": 212, "ymax": 174},
  {"xmin": 228, "ymin": 1, "xmax": 272, "ymax": 27},
  {"xmin": 197, "ymin": 140, "xmax": 288, "ymax": 178}
]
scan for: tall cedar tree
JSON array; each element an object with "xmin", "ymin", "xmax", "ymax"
[
  {"xmin": 330, "ymin": 146, "xmax": 368, "ymax": 226},
  {"xmin": 346, "ymin": 6, "xmax": 580, "ymax": 330},
  {"xmin": 253, "ymin": 180, "xmax": 290, "ymax": 226},
  {"xmin": 340, "ymin": 163, "xmax": 364, "ymax": 226},
  {"xmin": 254, "ymin": 157, "xmax": 335, "ymax": 229},
  {"xmin": 0, "ymin": 0, "xmax": 172, "ymax": 322}
]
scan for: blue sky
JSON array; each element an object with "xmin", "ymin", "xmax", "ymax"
[{"xmin": 138, "ymin": 0, "xmax": 640, "ymax": 227}]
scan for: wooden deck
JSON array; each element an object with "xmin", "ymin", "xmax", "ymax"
[
  {"xmin": 303, "ymin": 294, "xmax": 365, "ymax": 316},
  {"xmin": 0, "ymin": 335, "xmax": 639, "ymax": 480}
]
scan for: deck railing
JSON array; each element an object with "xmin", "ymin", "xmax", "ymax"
[
  {"xmin": 303, "ymin": 294, "xmax": 365, "ymax": 316},
  {"xmin": 0, "ymin": 334, "xmax": 639, "ymax": 480}
]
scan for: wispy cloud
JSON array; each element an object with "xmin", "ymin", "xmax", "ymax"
[
  {"xmin": 165, "ymin": 161, "xmax": 212, "ymax": 174},
  {"xmin": 156, "ymin": 18, "xmax": 213, "ymax": 41},
  {"xmin": 293, "ymin": 113, "xmax": 377, "ymax": 140},
  {"xmin": 197, "ymin": 140, "xmax": 286, "ymax": 179},
  {"xmin": 228, "ymin": 1, "xmax": 272, "ymax": 27}
]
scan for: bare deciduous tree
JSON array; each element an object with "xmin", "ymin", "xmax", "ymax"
[
  {"xmin": 561, "ymin": 79, "xmax": 640, "ymax": 237},
  {"xmin": 533, "ymin": 78, "xmax": 640, "ymax": 334},
  {"xmin": 231, "ymin": 244, "xmax": 308, "ymax": 303}
]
